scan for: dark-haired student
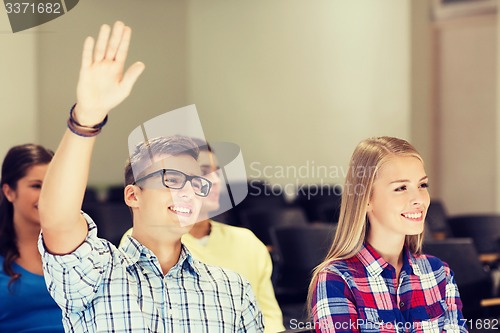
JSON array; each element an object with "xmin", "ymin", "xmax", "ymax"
[{"xmin": 0, "ymin": 143, "xmax": 64, "ymax": 332}]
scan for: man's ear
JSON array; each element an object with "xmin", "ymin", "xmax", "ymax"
[
  {"xmin": 124, "ymin": 185, "xmax": 140, "ymax": 208},
  {"xmin": 2, "ymin": 183, "xmax": 16, "ymax": 202},
  {"xmin": 366, "ymin": 201, "xmax": 372, "ymax": 213}
]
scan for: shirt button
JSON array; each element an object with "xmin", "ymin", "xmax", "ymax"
[
  {"xmin": 146, "ymin": 253, "xmax": 151, "ymax": 258},
  {"xmin": 399, "ymin": 301, "xmax": 405, "ymax": 308}
]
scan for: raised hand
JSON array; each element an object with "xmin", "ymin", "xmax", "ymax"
[{"xmin": 75, "ymin": 21, "xmax": 145, "ymax": 126}]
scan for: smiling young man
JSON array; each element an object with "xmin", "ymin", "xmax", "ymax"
[
  {"xmin": 121, "ymin": 139, "xmax": 286, "ymax": 332},
  {"xmin": 37, "ymin": 21, "xmax": 263, "ymax": 333}
]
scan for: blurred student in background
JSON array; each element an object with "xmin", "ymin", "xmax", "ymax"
[{"xmin": 0, "ymin": 143, "xmax": 64, "ymax": 333}]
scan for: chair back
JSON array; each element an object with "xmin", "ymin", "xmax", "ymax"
[
  {"xmin": 422, "ymin": 238, "xmax": 493, "ymax": 320},
  {"xmin": 425, "ymin": 200, "xmax": 452, "ymax": 238},
  {"xmin": 447, "ymin": 214, "xmax": 500, "ymax": 254},
  {"xmin": 239, "ymin": 207, "xmax": 308, "ymax": 245},
  {"xmin": 106, "ymin": 185, "xmax": 125, "ymax": 202},
  {"xmin": 315, "ymin": 201, "xmax": 341, "ymax": 224},
  {"xmin": 84, "ymin": 202, "xmax": 133, "ymax": 247},
  {"xmin": 272, "ymin": 223, "xmax": 336, "ymax": 272},
  {"xmin": 223, "ymin": 180, "xmax": 287, "ymax": 226},
  {"xmin": 271, "ymin": 223, "xmax": 336, "ymax": 304},
  {"xmin": 293, "ymin": 184, "xmax": 342, "ymax": 222}
]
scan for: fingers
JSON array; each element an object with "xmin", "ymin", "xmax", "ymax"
[
  {"xmin": 85, "ymin": 21, "xmax": 131, "ymax": 66},
  {"xmin": 105, "ymin": 21, "xmax": 126, "ymax": 61},
  {"xmin": 93, "ymin": 23, "xmax": 111, "ymax": 62},
  {"xmin": 121, "ymin": 62, "xmax": 146, "ymax": 95},
  {"xmin": 80, "ymin": 36, "xmax": 94, "ymax": 70},
  {"xmin": 114, "ymin": 26, "xmax": 131, "ymax": 68}
]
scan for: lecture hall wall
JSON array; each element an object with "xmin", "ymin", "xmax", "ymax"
[{"xmin": 1, "ymin": 0, "xmax": 499, "ymax": 215}]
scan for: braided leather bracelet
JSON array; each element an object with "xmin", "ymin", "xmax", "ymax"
[{"xmin": 67, "ymin": 103, "xmax": 108, "ymax": 137}]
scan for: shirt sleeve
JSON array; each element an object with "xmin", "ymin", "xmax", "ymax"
[
  {"xmin": 442, "ymin": 264, "xmax": 468, "ymax": 333},
  {"xmin": 239, "ymin": 278, "xmax": 265, "ymax": 333},
  {"xmin": 38, "ymin": 212, "xmax": 113, "ymax": 314},
  {"xmin": 311, "ymin": 269, "xmax": 360, "ymax": 333}
]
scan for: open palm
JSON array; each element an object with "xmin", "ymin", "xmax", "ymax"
[{"xmin": 75, "ymin": 21, "xmax": 145, "ymax": 126}]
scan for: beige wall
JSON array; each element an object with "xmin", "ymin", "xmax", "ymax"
[
  {"xmin": 410, "ymin": 0, "xmax": 435, "ymax": 194},
  {"xmin": 36, "ymin": 0, "xmax": 187, "ymax": 187},
  {"xmin": 433, "ymin": 15, "xmax": 498, "ymax": 214},
  {"xmin": 0, "ymin": 13, "xmax": 38, "ymax": 159},
  {"xmin": 187, "ymin": 0, "xmax": 411, "ymax": 193},
  {"xmin": 22, "ymin": 0, "xmax": 412, "ymax": 192},
  {"xmin": 7, "ymin": 0, "xmax": 499, "ymax": 215},
  {"xmin": 498, "ymin": 13, "xmax": 500, "ymax": 213}
]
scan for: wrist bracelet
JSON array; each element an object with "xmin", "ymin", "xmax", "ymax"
[
  {"xmin": 67, "ymin": 103, "xmax": 108, "ymax": 137},
  {"xmin": 67, "ymin": 118, "xmax": 102, "ymax": 137}
]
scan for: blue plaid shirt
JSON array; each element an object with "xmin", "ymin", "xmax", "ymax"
[{"xmin": 38, "ymin": 213, "xmax": 264, "ymax": 333}]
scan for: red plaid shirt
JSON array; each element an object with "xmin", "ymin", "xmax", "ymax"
[{"xmin": 311, "ymin": 243, "xmax": 467, "ymax": 333}]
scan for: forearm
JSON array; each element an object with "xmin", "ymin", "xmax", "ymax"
[
  {"xmin": 39, "ymin": 21, "xmax": 143, "ymax": 254},
  {"xmin": 39, "ymin": 126, "xmax": 96, "ymax": 254}
]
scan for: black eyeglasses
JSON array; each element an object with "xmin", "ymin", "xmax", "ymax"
[{"xmin": 133, "ymin": 169, "xmax": 212, "ymax": 197}]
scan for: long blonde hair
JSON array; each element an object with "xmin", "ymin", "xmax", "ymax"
[{"xmin": 307, "ymin": 136, "xmax": 426, "ymax": 313}]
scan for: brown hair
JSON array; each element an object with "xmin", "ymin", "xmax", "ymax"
[
  {"xmin": 124, "ymin": 135, "xmax": 200, "ymax": 186},
  {"xmin": 0, "ymin": 144, "xmax": 53, "ymax": 289}
]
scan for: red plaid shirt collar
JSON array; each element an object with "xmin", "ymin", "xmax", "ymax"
[{"xmin": 356, "ymin": 242, "xmax": 424, "ymax": 278}]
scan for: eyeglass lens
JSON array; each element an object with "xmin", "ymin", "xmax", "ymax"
[{"xmin": 163, "ymin": 170, "xmax": 210, "ymax": 196}]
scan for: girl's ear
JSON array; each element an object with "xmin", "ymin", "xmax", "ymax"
[
  {"xmin": 2, "ymin": 183, "xmax": 16, "ymax": 202},
  {"xmin": 124, "ymin": 185, "xmax": 140, "ymax": 208}
]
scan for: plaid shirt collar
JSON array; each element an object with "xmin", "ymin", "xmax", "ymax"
[
  {"xmin": 356, "ymin": 242, "xmax": 423, "ymax": 278},
  {"xmin": 120, "ymin": 235, "xmax": 201, "ymax": 278}
]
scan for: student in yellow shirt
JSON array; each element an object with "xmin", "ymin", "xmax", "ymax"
[{"xmin": 122, "ymin": 139, "xmax": 285, "ymax": 332}]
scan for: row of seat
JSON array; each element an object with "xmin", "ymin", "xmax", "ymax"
[
  {"xmin": 269, "ymin": 220, "xmax": 500, "ymax": 321},
  {"xmin": 82, "ymin": 181, "xmax": 342, "ymax": 248},
  {"xmin": 83, "ymin": 185, "xmax": 126, "ymax": 204},
  {"xmin": 423, "ymin": 238, "xmax": 500, "ymax": 320},
  {"xmin": 235, "ymin": 197, "xmax": 500, "ymax": 321},
  {"xmin": 83, "ymin": 202, "xmax": 132, "ymax": 247},
  {"xmin": 425, "ymin": 200, "xmax": 500, "ymax": 255},
  {"xmin": 419, "ymin": 201, "xmax": 500, "ymax": 320},
  {"xmin": 216, "ymin": 180, "xmax": 342, "ymax": 226},
  {"xmin": 271, "ymin": 224, "xmax": 336, "ymax": 305},
  {"xmin": 88, "ymin": 182, "xmax": 500, "ymax": 253},
  {"xmin": 84, "ymin": 183, "xmax": 500, "ymax": 322},
  {"xmin": 84, "ymin": 181, "xmax": 500, "ymax": 252}
]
